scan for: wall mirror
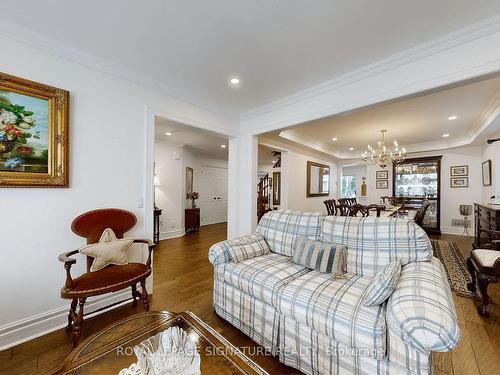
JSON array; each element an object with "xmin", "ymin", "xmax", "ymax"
[{"xmin": 307, "ymin": 161, "xmax": 330, "ymax": 197}]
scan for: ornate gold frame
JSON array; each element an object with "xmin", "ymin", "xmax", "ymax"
[{"xmin": 0, "ymin": 71, "xmax": 69, "ymax": 187}]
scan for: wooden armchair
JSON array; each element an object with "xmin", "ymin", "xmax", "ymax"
[
  {"xmin": 58, "ymin": 208, "xmax": 155, "ymax": 347},
  {"xmin": 466, "ymin": 229, "xmax": 500, "ymax": 316}
]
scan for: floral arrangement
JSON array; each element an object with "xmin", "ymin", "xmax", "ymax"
[
  {"xmin": 0, "ymin": 97, "xmax": 42, "ymax": 169},
  {"xmin": 186, "ymin": 192, "xmax": 199, "ymax": 208}
]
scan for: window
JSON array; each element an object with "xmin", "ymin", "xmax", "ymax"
[{"xmin": 341, "ymin": 175, "xmax": 356, "ymax": 198}]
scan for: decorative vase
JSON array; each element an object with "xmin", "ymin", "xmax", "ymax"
[{"xmin": 191, "ymin": 199, "xmax": 196, "ymax": 209}]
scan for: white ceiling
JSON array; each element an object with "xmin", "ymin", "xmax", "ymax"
[
  {"xmin": 1, "ymin": 1, "xmax": 500, "ymax": 116},
  {"xmin": 156, "ymin": 116, "xmax": 228, "ymax": 159},
  {"xmin": 268, "ymin": 75, "xmax": 500, "ymax": 158}
]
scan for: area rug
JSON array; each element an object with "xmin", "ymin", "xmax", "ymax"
[{"xmin": 431, "ymin": 239, "xmax": 481, "ymax": 300}]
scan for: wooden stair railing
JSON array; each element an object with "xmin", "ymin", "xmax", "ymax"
[{"xmin": 257, "ymin": 174, "xmax": 273, "ymax": 222}]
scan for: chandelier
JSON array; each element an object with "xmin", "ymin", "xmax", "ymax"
[{"xmin": 361, "ymin": 130, "xmax": 406, "ymax": 168}]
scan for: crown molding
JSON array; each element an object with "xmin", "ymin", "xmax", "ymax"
[
  {"xmin": 0, "ymin": 20, "xmax": 239, "ymax": 122},
  {"xmin": 240, "ymin": 14, "xmax": 500, "ymax": 122}
]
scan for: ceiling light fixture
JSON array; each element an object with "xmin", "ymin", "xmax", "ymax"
[
  {"xmin": 272, "ymin": 160, "xmax": 276, "ymax": 163},
  {"xmin": 349, "ymin": 147, "xmax": 355, "ymax": 151},
  {"xmin": 448, "ymin": 116, "xmax": 457, "ymax": 120},
  {"xmin": 220, "ymin": 144, "xmax": 226, "ymax": 148},
  {"xmin": 229, "ymin": 77, "xmax": 241, "ymax": 87},
  {"xmin": 165, "ymin": 132, "xmax": 172, "ymax": 136},
  {"xmin": 442, "ymin": 133, "xmax": 450, "ymax": 138},
  {"xmin": 332, "ymin": 137, "xmax": 338, "ymax": 141},
  {"xmin": 362, "ymin": 129, "xmax": 406, "ymax": 168}
]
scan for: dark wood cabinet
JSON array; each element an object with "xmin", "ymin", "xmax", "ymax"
[
  {"xmin": 393, "ymin": 156, "xmax": 442, "ymax": 234},
  {"xmin": 474, "ymin": 203, "xmax": 500, "ymax": 250},
  {"xmin": 185, "ymin": 208, "xmax": 200, "ymax": 233}
]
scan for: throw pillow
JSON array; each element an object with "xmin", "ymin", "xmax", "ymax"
[
  {"xmin": 79, "ymin": 228, "xmax": 133, "ymax": 272},
  {"xmin": 292, "ymin": 236, "xmax": 345, "ymax": 274},
  {"xmin": 221, "ymin": 233, "xmax": 270, "ymax": 263},
  {"xmin": 364, "ymin": 260, "xmax": 401, "ymax": 306}
]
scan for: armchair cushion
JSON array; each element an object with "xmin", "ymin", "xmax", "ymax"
[
  {"xmin": 60, "ymin": 263, "xmax": 151, "ymax": 298},
  {"xmin": 386, "ymin": 257, "xmax": 461, "ymax": 354},
  {"xmin": 79, "ymin": 228, "xmax": 133, "ymax": 271},
  {"xmin": 208, "ymin": 234, "xmax": 270, "ymax": 265}
]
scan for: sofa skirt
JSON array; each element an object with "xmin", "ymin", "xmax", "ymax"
[{"xmin": 214, "ymin": 278, "xmax": 429, "ymax": 375}]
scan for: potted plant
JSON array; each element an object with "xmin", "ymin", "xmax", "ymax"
[{"xmin": 186, "ymin": 192, "xmax": 199, "ymax": 209}]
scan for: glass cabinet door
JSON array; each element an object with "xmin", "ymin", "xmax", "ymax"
[{"xmin": 393, "ymin": 157, "xmax": 441, "ymax": 233}]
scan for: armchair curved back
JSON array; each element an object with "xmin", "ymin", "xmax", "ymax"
[{"xmin": 72, "ymin": 208, "xmax": 137, "ymax": 271}]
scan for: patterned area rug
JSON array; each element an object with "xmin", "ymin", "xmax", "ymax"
[{"xmin": 431, "ymin": 240, "xmax": 481, "ymax": 300}]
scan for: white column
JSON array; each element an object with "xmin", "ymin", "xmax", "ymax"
[{"xmin": 227, "ymin": 130, "xmax": 258, "ymax": 238}]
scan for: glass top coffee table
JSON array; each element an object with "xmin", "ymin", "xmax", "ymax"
[{"xmin": 57, "ymin": 311, "xmax": 268, "ymax": 375}]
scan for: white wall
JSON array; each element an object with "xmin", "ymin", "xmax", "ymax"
[
  {"xmin": 481, "ymin": 134, "xmax": 500, "ymax": 202},
  {"xmin": 154, "ymin": 141, "xmax": 228, "ymax": 239},
  {"xmin": 0, "ymin": 34, "xmax": 235, "ymax": 349}
]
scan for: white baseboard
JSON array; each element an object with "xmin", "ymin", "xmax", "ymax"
[
  {"xmin": 159, "ymin": 229, "xmax": 185, "ymax": 240},
  {"xmin": 441, "ymin": 226, "xmax": 475, "ymax": 236},
  {"xmin": 0, "ymin": 289, "xmax": 133, "ymax": 350}
]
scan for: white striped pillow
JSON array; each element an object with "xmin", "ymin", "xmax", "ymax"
[
  {"xmin": 364, "ymin": 260, "xmax": 401, "ymax": 306},
  {"xmin": 292, "ymin": 236, "xmax": 343, "ymax": 274}
]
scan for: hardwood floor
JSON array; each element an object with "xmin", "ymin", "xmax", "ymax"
[{"xmin": 0, "ymin": 224, "xmax": 499, "ymax": 374}]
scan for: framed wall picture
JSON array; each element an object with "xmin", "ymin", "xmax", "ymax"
[
  {"xmin": 0, "ymin": 72, "xmax": 69, "ymax": 187},
  {"xmin": 450, "ymin": 177, "xmax": 469, "ymax": 188},
  {"xmin": 482, "ymin": 160, "xmax": 492, "ymax": 186},
  {"xmin": 376, "ymin": 170, "xmax": 388, "ymax": 180},
  {"xmin": 185, "ymin": 167, "xmax": 194, "ymax": 195},
  {"xmin": 450, "ymin": 165, "xmax": 468, "ymax": 176},
  {"xmin": 376, "ymin": 180, "xmax": 388, "ymax": 189},
  {"xmin": 272, "ymin": 171, "xmax": 281, "ymax": 205}
]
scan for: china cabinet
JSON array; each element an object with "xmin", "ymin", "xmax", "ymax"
[{"xmin": 393, "ymin": 156, "xmax": 442, "ymax": 234}]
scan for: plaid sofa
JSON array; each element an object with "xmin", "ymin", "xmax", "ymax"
[{"xmin": 209, "ymin": 210, "xmax": 461, "ymax": 375}]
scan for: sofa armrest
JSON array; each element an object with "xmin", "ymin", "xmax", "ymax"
[
  {"xmin": 386, "ymin": 257, "xmax": 461, "ymax": 354},
  {"xmin": 208, "ymin": 234, "xmax": 270, "ymax": 266}
]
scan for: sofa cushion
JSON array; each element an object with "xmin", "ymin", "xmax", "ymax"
[
  {"xmin": 364, "ymin": 260, "xmax": 401, "ymax": 306},
  {"xmin": 257, "ymin": 210, "xmax": 323, "ymax": 256},
  {"xmin": 292, "ymin": 236, "xmax": 337, "ymax": 273},
  {"xmin": 223, "ymin": 253, "xmax": 311, "ymax": 306},
  {"xmin": 276, "ymin": 270, "xmax": 386, "ymax": 357},
  {"xmin": 221, "ymin": 233, "xmax": 270, "ymax": 263},
  {"xmin": 321, "ymin": 216, "xmax": 432, "ymax": 276}
]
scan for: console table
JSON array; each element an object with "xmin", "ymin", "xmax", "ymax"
[
  {"xmin": 185, "ymin": 208, "xmax": 200, "ymax": 233},
  {"xmin": 474, "ymin": 203, "xmax": 500, "ymax": 250},
  {"xmin": 153, "ymin": 208, "xmax": 162, "ymax": 244}
]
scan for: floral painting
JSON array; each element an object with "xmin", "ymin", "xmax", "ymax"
[
  {"xmin": 0, "ymin": 91, "xmax": 49, "ymax": 173},
  {"xmin": 0, "ymin": 72, "xmax": 69, "ymax": 187}
]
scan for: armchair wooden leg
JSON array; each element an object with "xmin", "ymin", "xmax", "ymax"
[
  {"xmin": 477, "ymin": 274, "xmax": 491, "ymax": 317},
  {"xmin": 73, "ymin": 298, "xmax": 86, "ymax": 348},
  {"xmin": 140, "ymin": 280, "xmax": 149, "ymax": 311},
  {"xmin": 65, "ymin": 299, "xmax": 77, "ymax": 333},
  {"xmin": 132, "ymin": 284, "xmax": 138, "ymax": 306},
  {"xmin": 466, "ymin": 257, "xmax": 477, "ymax": 294}
]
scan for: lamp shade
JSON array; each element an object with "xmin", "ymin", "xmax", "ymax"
[{"xmin": 154, "ymin": 175, "xmax": 161, "ymax": 187}]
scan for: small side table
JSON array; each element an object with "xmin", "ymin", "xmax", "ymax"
[
  {"xmin": 185, "ymin": 208, "xmax": 200, "ymax": 233},
  {"xmin": 153, "ymin": 208, "xmax": 162, "ymax": 244}
]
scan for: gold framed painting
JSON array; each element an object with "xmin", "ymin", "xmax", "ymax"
[{"xmin": 0, "ymin": 72, "xmax": 69, "ymax": 187}]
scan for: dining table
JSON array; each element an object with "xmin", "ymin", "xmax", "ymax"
[{"xmin": 369, "ymin": 205, "xmax": 417, "ymax": 220}]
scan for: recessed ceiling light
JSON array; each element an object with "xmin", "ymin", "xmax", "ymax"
[
  {"xmin": 229, "ymin": 77, "xmax": 241, "ymax": 87},
  {"xmin": 165, "ymin": 132, "xmax": 172, "ymax": 136},
  {"xmin": 448, "ymin": 116, "xmax": 457, "ymax": 120},
  {"xmin": 349, "ymin": 147, "xmax": 354, "ymax": 151},
  {"xmin": 272, "ymin": 160, "xmax": 276, "ymax": 163},
  {"xmin": 331, "ymin": 137, "xmax": 338, "ymax": 141},
  {"xmin": 220, "ymin": 144, "xmax": 226, "ymax": 148},
  {"xmin": 442, "ymin": 133, "xmax": 450, "ymax": 138}
]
